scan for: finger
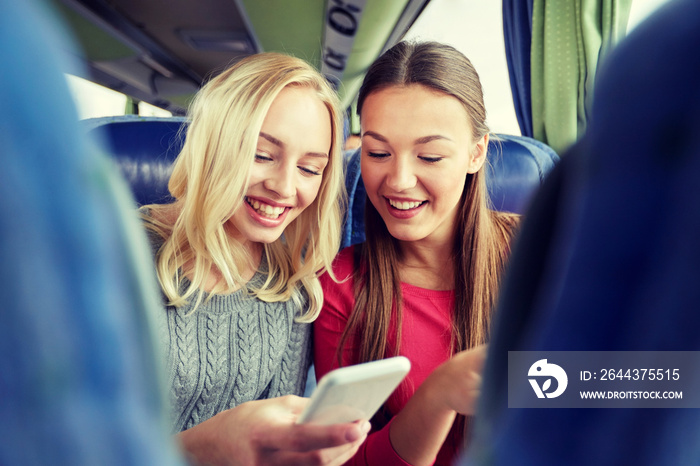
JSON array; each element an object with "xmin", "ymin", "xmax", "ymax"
[
  {"xmin": 258, "ymin": 420, "xmax": 370, "ymax": 453},
  {"xmin": 318, "ymin": 437, "xmax": 368, "ymax": 466},
  {"xmin": 474, "ymin": 346, "xmax": 488, "ymax": 369},
  {"xmin": 264, "ymin": 436, "xmax": 367, "ymax": 466}
]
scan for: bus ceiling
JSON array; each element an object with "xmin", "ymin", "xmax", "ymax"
[{"xmin": 49, "ymin": 0, "xmax": 431, "ymax": 115}]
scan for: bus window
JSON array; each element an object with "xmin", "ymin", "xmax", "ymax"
[{"xmin": 66, "ymin": 74, "xmax": 171, "ymax": 119}]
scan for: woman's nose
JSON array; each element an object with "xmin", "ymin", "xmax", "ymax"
[
  {"xmin": 385, "ymin": 157, "xmax": 417, "ymax": 192},
  {"xmin": 263, "ymin": 164, "xmax": 295, "ymax": 198}
]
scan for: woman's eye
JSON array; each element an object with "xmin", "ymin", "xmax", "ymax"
[
  {"xmin": 367, "ymin": 152, "xmax": 390, "ymax": 159},
  {"xmin": 419, "ymin": 156, "xmax": 443, "ymax": 163},
  {"xmin": 255, "ymin": 153, "xmax": 273, "ymax": 162},
  {"xmin": 299, "ymin": 166, "xmax": 322, "ymax": 176}
]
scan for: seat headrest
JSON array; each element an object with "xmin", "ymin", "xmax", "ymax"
[
  {"xmin": 485, "ymin": 134, "xmax": 559, "ymax": 214},
  {"xmin": 83, "ymin": 116, "xmax": 188, "ymax": 206}
]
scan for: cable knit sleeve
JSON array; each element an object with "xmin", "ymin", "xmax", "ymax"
[{"xmin": 314, "ymin": 247, "xmax": 413, "ymax": 466}]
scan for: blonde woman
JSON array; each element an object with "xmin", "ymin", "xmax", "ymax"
[{"xmin": 143, "ymin": 52, "xmax": 368, "ymax": 465}]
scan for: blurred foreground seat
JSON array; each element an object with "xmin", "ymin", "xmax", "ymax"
[
  {"xmin": 0, "ymin": 1, "xmax": 184, "ymax": 464},
  {"xmin": 464, "ymin": 0, "xmax": 700, "ymax": 464}
]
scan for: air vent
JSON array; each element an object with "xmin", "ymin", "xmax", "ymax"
[{"xmin": 178, "ymin": 30, "xmax": 254, "ymax": 53}]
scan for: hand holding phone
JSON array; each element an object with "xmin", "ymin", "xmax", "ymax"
[{"xmin": 297, "ymin": 356, "xmax": 411, "ymax": 425}]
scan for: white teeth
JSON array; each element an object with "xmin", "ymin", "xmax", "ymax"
[
  {"xmin": 389, "ymin": 199, "xmax": 423, "ymax": 210},
  {"xmin": 247, "ymin": 198, "xmax": 286, "ymax": 219}
]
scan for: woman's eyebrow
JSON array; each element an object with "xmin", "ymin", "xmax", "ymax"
[
  {"xmin": 362, "ymin": 131, "xmax": 387, "ymax": 142},
  {"xmin": 362, "ymin": 131, "xmax": 452, "ymax": 145},
  {"xmin": 260, "ymin": 131, "xmax": 283, "ymax": 147},
  {"xmin": 260, "ymin": 131, "xmax": 328, "ymax": 158},
  {"xmin": 305, "ymin": 151, "xmax": 329, "ymax": 158},
  {"xmin": 414, "ymin": 135, "xmax": 451, "ymax": 145}
]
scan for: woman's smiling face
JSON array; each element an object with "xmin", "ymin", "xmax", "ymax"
[
  {"xmin": 360, "ymin": 84, "xmax": 487, "ymax": 245},
  {"xmin": 226, "ymin": 85, "xmax": 331, "ymax": 247}
]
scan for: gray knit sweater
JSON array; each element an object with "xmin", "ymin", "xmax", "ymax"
[{"xmin": 148, "ymin": 235, "xmax": 312, "ymax": 433}]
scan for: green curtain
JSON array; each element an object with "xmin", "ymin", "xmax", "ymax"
[{"xmin": 531, "ymin": 0, "xmax": 632, "ymax": 155}]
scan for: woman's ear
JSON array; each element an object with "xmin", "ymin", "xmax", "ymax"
[{"xmin": 467, "ymin": 133, "xmax": 489, "ymax": 174}]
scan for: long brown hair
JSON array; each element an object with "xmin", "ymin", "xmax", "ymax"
[{"xmin": 338, "ymin": 41, "xmax": 518, "ymax": 364}]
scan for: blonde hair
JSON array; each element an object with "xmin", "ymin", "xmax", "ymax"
[{"xmin": 144, "ymin": 52, "xmax": 344, "ymax": 322}]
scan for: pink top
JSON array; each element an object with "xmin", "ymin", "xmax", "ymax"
[{"xmin": 314, "ymin": 246, "xmax": 462, "ymax": 465}]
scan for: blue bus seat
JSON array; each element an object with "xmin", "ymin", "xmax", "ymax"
[
  {"xmin": 342, "ymin": 133, "xmax": 559, "ymax": 249},
  {"xmin": 486, "ymin": 134, "xmax": 559, "ymax": 214},
  {"xmin": 83, "ymin": 116, "xmax": 187, "ymax": 206},
  {"xmin": 1, "ymin": 0, "xmax": 184, "ymax": 464}
]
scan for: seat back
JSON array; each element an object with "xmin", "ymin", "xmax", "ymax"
[
  {"xmin": 485, "ymin": 134, "xmax": 559, "ymax": 213},
  {"xmin": 83, "ymin": 116, "xmax": 187, "ymax": 205}
]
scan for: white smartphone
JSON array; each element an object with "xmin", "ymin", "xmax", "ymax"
[{"xmin": 297, "ymin": 356, "xmax": 411, "ymax": 425}]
